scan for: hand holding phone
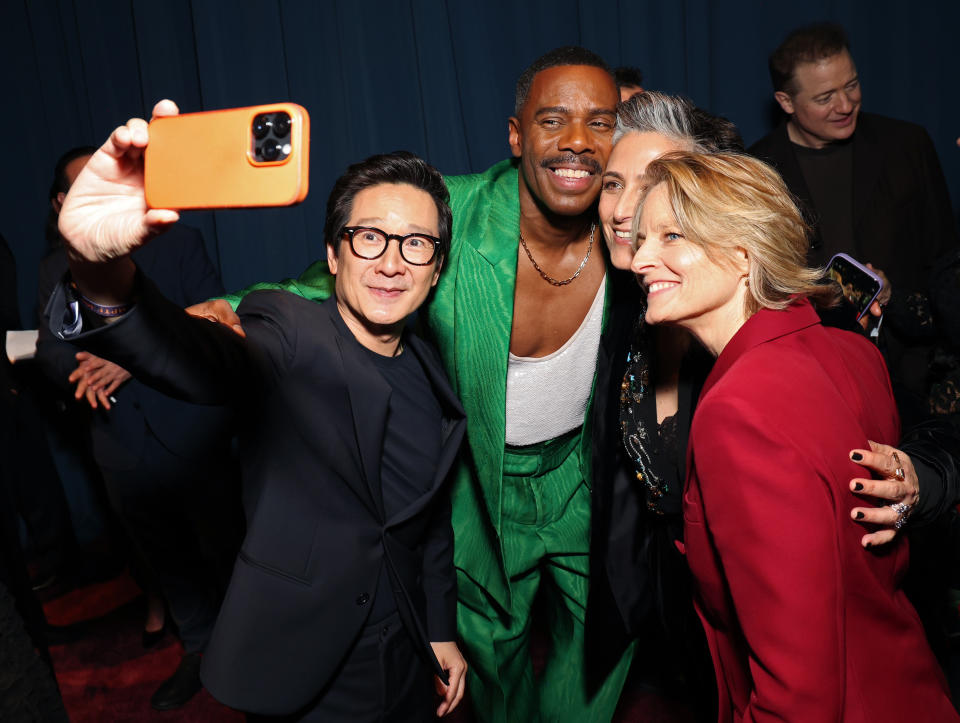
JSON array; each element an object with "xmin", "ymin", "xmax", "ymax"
[
  {"xmin": 145, "ymin": 102, "xmax": 310, "ymax": 209},
  {"xmin": 58, "ymin": 99, "xmax": 181, "ymax": 267},
  {"xmin": 826, "ymin": 253, "xmax": 884, "ymax": 322}
]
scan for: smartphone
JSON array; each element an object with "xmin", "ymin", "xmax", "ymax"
[
  {"xmin": 145, "ymin": 103, "xmax": 309, "ymax": 209},
  {"xmin": 825, "ymin": 253, "xmax": 884, "ymax": 321}
]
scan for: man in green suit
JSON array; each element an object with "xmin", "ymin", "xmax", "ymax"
[{"xmin": 208, "ymin": 47, "xmax": 632, "ymax": 722}]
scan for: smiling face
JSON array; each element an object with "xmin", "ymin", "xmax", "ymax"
[
  {"xmin": 775, "ymin": 50, "xmax": 861, "ymax": 148},
  {"xmin": 599, "ymin": 132, "xmax": 690, "ymax": 270},
  {"xmin": 327, "ymin": 183, "xmax": 441, "ymax": 354},
  {"xmin": 508, "ymin": 64, "xmax": 619, "ymax": 218},
  {"xmin": 631, "ymin": 183, "xmax": 748, "ymax": 355}
]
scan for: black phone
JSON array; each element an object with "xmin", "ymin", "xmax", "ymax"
[{"xmin": 826, "ymin": 253, "xmax": 884, "ymax": 322}]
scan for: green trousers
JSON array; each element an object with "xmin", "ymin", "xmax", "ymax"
[{"xmin": 457, "ymin": 431, "xmax": 634, "ymax": 722}]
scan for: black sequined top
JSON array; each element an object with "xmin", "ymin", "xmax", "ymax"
[{"xmin": 618, "ymin": 314, "xmax": 685, "ymax": 517}]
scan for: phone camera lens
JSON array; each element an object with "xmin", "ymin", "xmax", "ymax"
[
  {"xmin": 253, "ymin": 114, "xmax": 271, "ymax": 139},
  {"xmin": 272, "ymin": 113, "xmax": 291, "ymax": 137},
  {"xmin": 260, "ymin": 141, "xmax": 281, "ymax": 161}
]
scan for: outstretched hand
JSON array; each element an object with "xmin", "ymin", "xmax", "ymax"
[{"xmin": 59, "ymin": 99, "xmax": 181, "ymax": 265}]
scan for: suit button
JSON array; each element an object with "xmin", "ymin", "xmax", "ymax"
[
  {"xmin": 132, "ymin": 401, "xmax": 141, "ymax": 410},
  {"xmin": 355, "ymin": 592, "xmax": 369, "ymax": 606}
]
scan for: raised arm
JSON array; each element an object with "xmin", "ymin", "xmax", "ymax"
[
  {"xmin": 51, "ymin": 101, "xmax": 294, "ymax": 405},
  {"xmin": 59, "ymin": 100, "xmax": 181, "ymax": 303},
  {"xmin": 187, "ymin": 255, "xmax": 334, "ymax": 335},
  {"xmin": 219, "ymin": 259, "xmax": 334, "ymax": 310}
]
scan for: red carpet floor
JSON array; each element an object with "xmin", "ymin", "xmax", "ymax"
[
  {"xmin": 42, "ymin": 572, "xmax": 695, "ymax": 721},
  {"xmin": 44, "ymin": 574, "xmax": 242, "ymax": 722}
]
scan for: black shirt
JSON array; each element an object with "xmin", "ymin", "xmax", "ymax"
[
  {"xmin": 794, "ymin": 140, "xmax": 854, "ymax": 265},
  {"xmin": 331, "ymin": 312, "xmax": 443, "ymax": 621}
]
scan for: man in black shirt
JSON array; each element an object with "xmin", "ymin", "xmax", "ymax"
[{"xmin": 750, "ymin": 22, "xmax": 959, "ymax": 424}]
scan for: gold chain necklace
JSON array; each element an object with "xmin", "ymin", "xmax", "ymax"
[{"xmin": 518, "ymin": 223, "xmax": 595, "ymax": 286}]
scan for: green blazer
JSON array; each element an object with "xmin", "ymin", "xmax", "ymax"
[{"xmin": 224, "ymin": 159, "xmax": 603, "ymax": 609}]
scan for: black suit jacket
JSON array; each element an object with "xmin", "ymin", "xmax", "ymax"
[
  {"xmin": 587, "ymin": 269, "xmax": 648, "ymax": 656},
  {"xmin": 751, "ymin": 113, "xmax": 960, "ymax": 423},
  {"xmin": 586, "ymin": 269, "xmax": 712, "ymax": 681},
  {"xmin": 749, "ymin": 112, "xmax": 958, "ymax": 292},
  {"xmin": 50, "ymin": 277, "xmax": 465, "ymax": 715},
  {"xmin": 36, "ymin": 226, "xmax": 230, "ymax": 469}
]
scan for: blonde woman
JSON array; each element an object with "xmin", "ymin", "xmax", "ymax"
[{"xmin": 630, "ymin": 151, "xmax": 958, "ymax": 722}]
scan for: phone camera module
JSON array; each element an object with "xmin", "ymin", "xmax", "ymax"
[
  {"xmin": 251, "ymin": 110, "xmax": 293, "ymax": 162},
  {"xmin": 260, "ymin": 141, "xmax": 282, "ymax": 162},
  {"xmin": 252, "ymin": 114, "xmax": 272, "ymax": 139},
  {"xmin": 272, "ymin": 113, "xmax": 291, "ymax": 137}
]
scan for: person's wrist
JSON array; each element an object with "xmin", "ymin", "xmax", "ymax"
[
  {"xmin": 73, "ymin": 284, "xmax": 132, "ymax": 317},
  {"xmin": 68, "ymin": 257, "xmax": 137, "ymax": 308},
  {"xmin": 907, "ymin": 456, "xmax": 937, "ymax": 526}
]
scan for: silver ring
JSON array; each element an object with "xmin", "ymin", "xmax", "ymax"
[{"xmin": 889, "ymin": 501, "xmax": 912, "ymax": 530}]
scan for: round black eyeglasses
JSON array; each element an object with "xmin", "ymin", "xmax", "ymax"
[{"xmin": 341, "ymin": 226, "xmax": 441, "ymax": 266}]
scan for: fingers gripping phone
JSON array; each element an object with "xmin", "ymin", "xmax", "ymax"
[
  {"xmin": 826, "ymin": 253, "xmax": 884, "ymax": 322},
  {"xmin": 145, "ymin": 103, "xmax": 309, "ymax": 209}
]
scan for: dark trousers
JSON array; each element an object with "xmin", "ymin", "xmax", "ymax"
[
  {"xmin": 0, "ymin": 578, "xmax": 67, "ymax": 722},
  {"xmin": 9, "ymin": 372, "xmax": 78, "ymax": 573},
  {"xmin": 247, "ymin": 610, "xmax": 434, "ymax": 723},
  {"xmin": 0, "ymin": 386, "xmax": 51, "ymax": 670},
  {"xmin": 101, "ymin": 430, "xmax": 241, "ymax": 653}
]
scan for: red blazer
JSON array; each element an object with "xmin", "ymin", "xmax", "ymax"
[{"xmin": 682, "ymin": 299, "xmax": 957, "ymax": 722}]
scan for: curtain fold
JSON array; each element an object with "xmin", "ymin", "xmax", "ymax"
[{"xmin": 3, "ymin": 0, "xmax": 958, "ymax": 323}]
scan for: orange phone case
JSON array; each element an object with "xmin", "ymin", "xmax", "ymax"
[{"xmin": 145, "ymin": 103, "xmax": 309, "ymax": 209}]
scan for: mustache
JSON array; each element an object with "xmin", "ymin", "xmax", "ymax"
[{"xmin": 539, "ymin": 154, "xmax": 602, "ymax": 174}]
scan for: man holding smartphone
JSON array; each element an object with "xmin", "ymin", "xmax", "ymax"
[
  {"xmin": 46, "ymin": 110, "xmax": 467, "ymax": 720},
  {"xmin": 205, "ymin": 47, "xmax": 637, "ymax": 723},
  {"xmin": 750, "ymin": 22, "xmax": 959, "ymax": 425}
]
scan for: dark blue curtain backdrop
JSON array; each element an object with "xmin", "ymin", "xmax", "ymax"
[{"xmin": 3, "ymin": 0, "xmax": 958, "ymax": 324}]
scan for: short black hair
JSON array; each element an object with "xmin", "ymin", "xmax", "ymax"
[
  {"xmin": 769, "ymin": 23, "xmax": 850, "ymax": 95},
  {"xmin": 49, "ymin": 146, "xmax": 97, "ymax": 203},
  {"xmin": 46, "ymin": 145, "xmax": 97, "ymax": 247},
  {"xmin": 613, "ymin": 66, "xmax": 644, "ymax": 90},
  {"xmin": 690, "ymin": 108, "xmax": 745, "ymax": 152},
  {"xmin": 323, "ymin": 151, "xmax": 451, "ymax": 269},
  {"xmin": 514, "ymin": 46, "xmax": 613, "ymax": 116}
]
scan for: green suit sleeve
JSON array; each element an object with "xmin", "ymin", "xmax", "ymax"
[{"xmin": 218, "ymin": 259, "xmax": 335, "ymax": 310}]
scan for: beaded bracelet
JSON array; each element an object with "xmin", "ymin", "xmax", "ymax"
[{"xmin": 70, "ymin": 282, "xmax": 132, "ymax": 317}]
